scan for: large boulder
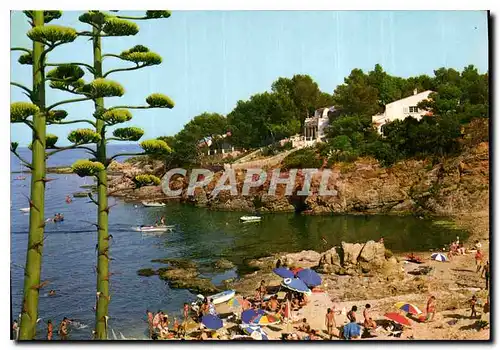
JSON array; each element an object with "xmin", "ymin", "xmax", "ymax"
[
  {"xmin": 316, "ymin": 247, "xmax": 342, "ymax": 273},
  {"xmin": 358, "ymin": 240, "xmax": 385, "ymax": 263},
  {"xmin": 341, "ymin": 242, "xmax": 364, "ymax": 265},
  {"xmin": 279, "ymin": 250, "xmax": 322, "ymax": 268}
]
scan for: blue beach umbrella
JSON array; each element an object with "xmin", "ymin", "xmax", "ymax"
[
  {"xmin": 296, "ymin": 268, "xmax": 322, "ymax": 287},
  {"xmin": 281, "ymin": 277, "xmax": 312, "ymax": 295},
  {"xmin": 240, "ymin": 325, "xmax": 269, "ymax": 340},
  {"xmin": 201, "ymin": 314, "xmax": 223, "ymax": 330},
  {"xmin": 431, "ymin": 253, "xmax": 447, "ymax": 262},
  {"xmin": 241, "ymin": 309, "xmax": 266, "ymax": 324},
  {"xmin": 273, "ymin": 267, "xmax": 295, "ymax": 279}
]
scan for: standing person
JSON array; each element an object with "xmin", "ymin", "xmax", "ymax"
[
  {"xmin": 153, "ymin": 311, "xmax": 163, "ymax": 333},
  {"xmin": 475, "ymin": 249, "xmax": 483, "ymax": 272},
  {"xmin": 482, "ymin": 261, "xmax": 490, "ymax": 290},
  {"xmin": 325, "ymin": 308, "xmax": 337, "ymax": 339},
  {"xmin": 159, "ymin": 315, "xmax": 169, "ymax": 339},
  {"xmin": 183, "ymin": 303, "xmax": 190, "ymax": 322},
  {"xmin": 363, "ymin": 304, "xmax": 377, "ymax": 329},
  {"xmin": 47, "ymin": 320, "xmax": 53, "ymax": 340},
  {"xmin": 426, "ymin": 296, "xmax": 436, "ymax": 322},
  {"xmin": 347, "ymin": 306, "xmax": 357, "ymax": 323},
  {"xmin": 58, "ymin": 317, "xmax": 69, "ymax": 340},
  {"xmin": 12, "ymin": 320, "xmax": 18, "ymax": 340},
  {"xmin": 160, "ymin": 216, "xmax": 165, "ymax": 225},
  {"xmin": 146, "ymin": 310, "xmax": 154, "ymax": 338},
  {"xmin": 469, "ymin": 295, "xmax": 478, "ymax": 319}
]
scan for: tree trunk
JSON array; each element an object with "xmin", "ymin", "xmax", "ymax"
[
  {"xmin": 92, "ymin": 26, "xmax": 110, "ymax": 340},
  {"xmin": 19, "ymin": 10, "xmax": 46, "ymax": 340}
]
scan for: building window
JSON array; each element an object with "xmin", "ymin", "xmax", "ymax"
[{"xmin": 409, "ymin": 106, "xmax": 419, "ymax": 113}]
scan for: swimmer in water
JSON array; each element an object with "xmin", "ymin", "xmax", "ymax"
[
  {"xmin": 65, "ymin": 195, "xmax": 72, "ymax": 204},
  {"xmin": 48, "ymin": 290, "xmax": 56, "ymax": 297}
]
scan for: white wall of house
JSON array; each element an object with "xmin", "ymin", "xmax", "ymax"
[
  {"xmin": 372, "ymin": 90, "xmax": 434, "ymax": 134},
  {"xmin": 304, "ymin": 106, "xmax": 335, "ymax": 142}
]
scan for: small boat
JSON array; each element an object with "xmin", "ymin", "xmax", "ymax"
[
  {"xmin": 196, "ymin": 290, "xmax": 236, "ymax": 305},
  {"xmin": 73, "ymin": 192, "xmax": 90, "ymax": 198},
  {"xmin": 132, "ymin": 225, "xmax": 175, "ymax": 233},
  {"xmin": 240, "ymin": 216, "xmax": 261, "ymax": 222},
  {"xmin": 14, "ymin": 176, "xmax": 26, "ymax": 181},
  {"xmin": 142, "ymin": 201, "xmax": 166, "ymax": 207},
  {"xmin": 19, "ymin": 207, "xmax": 30, "ymax": 213}
]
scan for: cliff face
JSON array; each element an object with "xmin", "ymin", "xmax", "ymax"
[{"xmin": 108, "ymin": 141, "xmax": 488, "ymax": 216}]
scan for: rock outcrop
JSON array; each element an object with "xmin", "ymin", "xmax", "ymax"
[{"xmin": 316, "ymin": 240, "xmax": 386, "ymax": 275}]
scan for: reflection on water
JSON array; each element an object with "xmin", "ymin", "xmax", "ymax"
[{"xmin": 11, "ymin": 171, "xmax": 466, "ymax": 339}]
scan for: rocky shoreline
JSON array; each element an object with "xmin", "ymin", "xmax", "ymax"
[{"xmin": 106, "ymin": 142, "xmax": 488, "ymax": 217}]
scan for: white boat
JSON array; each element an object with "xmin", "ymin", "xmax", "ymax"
[
  {"xmin": 196, "ymin": 290, "xmax": 236, "ymax": 305},
  {"xmin": 19, "ymin": 207, "xmax": 30, "ymax": 213},
  {"xmin": 141, "ymin": 201, "xmax": 166, "ymax": 207},
  {"xmin": 132, "ymin": 225, "xmax": 175, "ymax": 233},
  {"xmin": 240, "ymin": 216, "xmax": 261, "ymax": 222}
]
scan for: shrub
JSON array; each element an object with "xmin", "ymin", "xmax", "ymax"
[{"xmin": 282, "ymin": 147, "xmax": 322, "ymax": 169}]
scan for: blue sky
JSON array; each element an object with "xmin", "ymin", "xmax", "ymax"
[{"xmin": 10, "ymin": 10, "xmax": 488, "ymax": 146}]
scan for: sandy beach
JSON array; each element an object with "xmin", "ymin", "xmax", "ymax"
[{"xmin": 213, "ymin": 211, "xmax": 490, "ymax": 341}]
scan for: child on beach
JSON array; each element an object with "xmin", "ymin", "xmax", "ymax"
[{"xmin": 469, "ymin": 295, "xmax": 478, "ymax": 319}]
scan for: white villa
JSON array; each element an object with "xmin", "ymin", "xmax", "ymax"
[
  {"xmin": 372, "ymin": 89, "xmax": 434, "ymax": 134},
  {"xmin": 284, "ymin": 106, "xmax": 338, "ymax": 148}
]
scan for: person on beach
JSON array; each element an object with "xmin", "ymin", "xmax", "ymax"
[
  {"xmin": 474, "ymin": 240, "xmax": 482, "ymax": 250},
  {"xmin": 267, "ymin": 295, "xmax": 280, "ymax": 312},
  {"xmin": 363, "ymin": 304, "xmax": 377, "ymax": 329},
  {"xmin": 458, "ymin": 243, "xmax": 466, "ymax": 255},
  {"xmin": 183, "ymin": 303, "xmax": 190, "ymax": 322},
  {"xmin": 146, "ymin": 310, "xmax": 154, "ymax": 338},
  {"xmin": 347, "ymin": 306, "xmax": 357, "ymax": 323},
  {"xmin": 475, "ymin": 249, "xmax": 484, "ymax": 272},
  {"xmin": 47, "ymin": 320, "xmax": 53, "ymax": 340},
  {"xmin": 325, "ymin": 308, "xmax": 337, "ymax": 339},
  {"xmin": 153, "ymin": 311, "xmax": 163, "ymax": 332},
  {"xmin": 202, "ymin": 298, "xmax": 210, "ymax": 316},
  {"xmin": 297, "ymin": 293, "xmax": 308, "ymax": 307},
  {"xmin": 173, "ymin": 317, "xmax": 179, "ymax": 334},
  {"xmin": 160, "ymin": 216, "xmax": 165, "ymax": 225},
  {"xmin": 12, "ymin": 320, "xmax": 18, "ymax": 340},
  {"xmin": 241, "ymin": 296, "xmax": 251, "ymax": 312},
  {"xmin": 256, "ymin": 280, "xmax": 267, "ymax": 301},
  {"xmin": 294, "ymin": 318, "xmax": 310, "ymax": 332},
  {"xmin": 58, "ymin": 317, "xmax": 69, "ymax": 340},
  {"xmin": 159, "ymin": 315, "xmax": 169, "ymax": 339},
  {"xmin": 482, "ymin": 261, "xmax": 490, "ymax": 290},
  {"xmin": 469, "ymin": 295, "xmax": 478, "ymax": 318},
  {"xmin": 426, "ymin": 296, "xmax": 436, "ymax": 322}
]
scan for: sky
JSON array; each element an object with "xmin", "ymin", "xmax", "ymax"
[{"xmin": 10, "ymin": 10, "xmax": 489, "ymax": 146}]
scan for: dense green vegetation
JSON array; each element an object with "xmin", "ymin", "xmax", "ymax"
[{"xmin": 160, "ymin": 63, "xmax": 487, "ymax": 168}]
